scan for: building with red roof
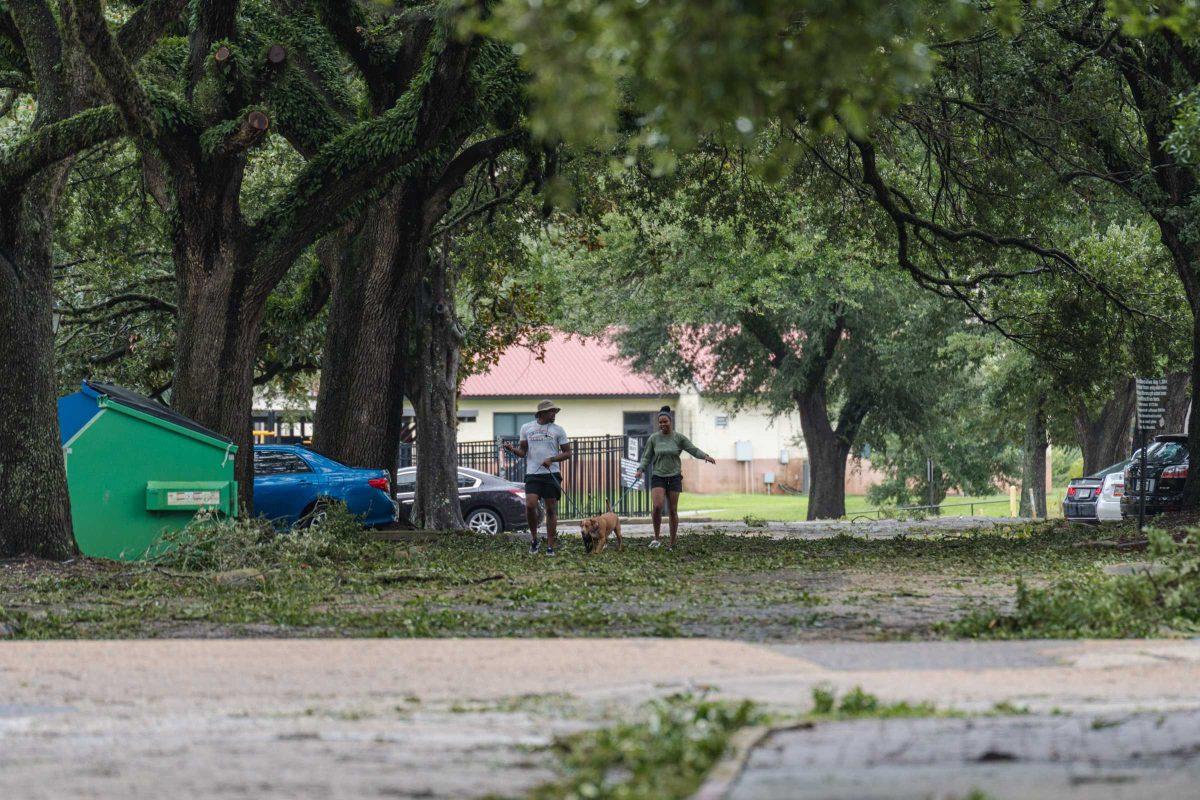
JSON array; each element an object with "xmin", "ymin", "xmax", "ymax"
[{"xmin": 456, "ymin": 332, "xmax": 888, "ymax": 494}]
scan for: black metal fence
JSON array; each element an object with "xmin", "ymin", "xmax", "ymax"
[{"xmin": 450, "ymin": 435, "xmax": 652, "ymax": 519}]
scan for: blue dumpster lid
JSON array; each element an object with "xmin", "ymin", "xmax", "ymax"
[
  {"xmin": 59, "ymin": 389, "xmax": 101, "ymax": 445},
  {"xmin": 83, "ymin": 381, "xmax": 233, "ymax": 445}
]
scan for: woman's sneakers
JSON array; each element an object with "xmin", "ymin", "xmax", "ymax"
[{"xmin": 648, "ymin": 539, "xmax": 662, "ymax": 549}]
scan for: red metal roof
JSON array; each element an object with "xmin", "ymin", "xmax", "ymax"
[{"xmin": 460, "ymin": 334, "xmax": 674, "ymax": 397}]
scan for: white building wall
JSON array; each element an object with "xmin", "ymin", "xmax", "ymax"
[{"xmin": 673, "ymin": 385, "xmax": 807, "ymax": 462}]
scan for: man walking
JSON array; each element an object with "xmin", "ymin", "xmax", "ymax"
[{"xmin": 503, "ymin": 400, "xmax": 571, "ymax": 555}]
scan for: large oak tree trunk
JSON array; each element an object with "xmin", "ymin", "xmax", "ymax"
[
  {"xmin": 170, "ymin": 240, "xmax": 262, "ymax": 511},
  {"xmin": 1020, "ymin": 394, "xmax": 1048, "ymax": 518},
  {"xmin": 408, "ymin": 258, "xmax": 466, "ymax": 530},
  {"xmin": 311, "ymin": 190, "xmax": 419, "ymax": 480},
  {"xmin": 0, "ymin": 172, "xmax": 78, "ymax": 559},
  {"xmin": 1158, "ymin": 371, "xmax": 1190, "ymax": 435},
  {"xmin": 1184, "ymin": 317, "xmax": 1200, "ymax": 509},
  {"xmin": 1073, "ymin": 378, "xmax": 1135, "ymax": 475},
  {"xmin": 796, "ymin": 390, "xmax": 850, "ymax": 520}
]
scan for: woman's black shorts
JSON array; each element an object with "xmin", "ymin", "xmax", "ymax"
[
  {"xmin": 650, "ymin": 474, "xmax": 683, "ymax": 492},
  {"xmin": 524, "ymin": 473, "xmax": 562, "ymax": 500}
]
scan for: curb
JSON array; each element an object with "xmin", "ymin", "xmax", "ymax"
[{"xmin": 691, "ymin": 722, "xmax": 812, "ymax": 800}]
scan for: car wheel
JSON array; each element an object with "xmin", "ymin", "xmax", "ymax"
[
  {"xmin": 294, "ymin": 500, "xmax": 330, "ymax": 530},
  {"xmin": 466, "ymin": 507, "xmax": 503, "ymax": 535}
]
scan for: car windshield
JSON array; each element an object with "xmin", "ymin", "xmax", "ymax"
[
  {"xmin": 1088, "ymin": 460, "xmax": 1130, "ymax": 479},
  {"xmin": 1130, "ymin": 442, "xmax": 1188, "ymax": 464}
]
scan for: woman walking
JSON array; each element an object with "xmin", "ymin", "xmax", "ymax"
[{"xmin": 633, "ymin": 406, "xmax": 716, "ymax": 550}]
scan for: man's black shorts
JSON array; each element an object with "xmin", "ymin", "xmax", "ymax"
[
  {"xmin": 650, "ymin": 474, "xmax": 683, "ymax": 492},
  {"xmin": 524, "ymin": 473, "xmax": 562, "ymax": 500}
]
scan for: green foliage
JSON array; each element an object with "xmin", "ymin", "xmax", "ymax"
[
  {"xmin": 0, "ymin": 521, "xmax": 1129, "ymax": 639},
  {"xmin": 742, "ymin": 514, "xmax": 767, "ymax": 528},
  {"xmin": 528, "ymin": 694, "xmax": 761, "ymax": 800},
  {"xmin": 487, "ymin": 0, "xmax": 978, "ymax": 156},
  {"xmin": 150, "ymin": 502, "xmax": 369, "ymax": 572},
  {"xmin": 954, "ymin": 527, "xmax": 1200, "ymax": 638},
  {"xmin": 807, "ymin": 685, "xmax": 940, "ymax": 720}
]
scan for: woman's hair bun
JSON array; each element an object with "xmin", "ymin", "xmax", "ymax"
[{"xmin": 659, "ymin": 405, "xmax": 672, "ymax": 413}]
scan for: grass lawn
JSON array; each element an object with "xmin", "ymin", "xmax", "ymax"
[
  {"xmin": 674, "ymin": 492, "xmax": 1058, "ymax": 521},
  {"xmin": 0, "ymin": 516, "xmax": 1129, "ymax": 640}
]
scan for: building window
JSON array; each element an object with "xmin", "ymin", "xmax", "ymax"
[
  {"xmin": 715, "ymin": 414, "xmax": 729, "ymax": 428},
  {"xmin": 494, "ymin": 412, "xmax": 535, "ymax": 439},
  {"xmin": 623, "ymin": 412, "xmax": 654, "ymax": 438}
]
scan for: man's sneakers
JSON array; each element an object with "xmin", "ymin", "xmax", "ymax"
[
  {"xmin": 648, "ymin": 539, "xmax": 662, "ymax": 549},
  {"xmin": 528, "ymin": 539, "xmax": 556, "ymax": 556}
]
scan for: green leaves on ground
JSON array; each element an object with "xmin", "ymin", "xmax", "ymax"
[
  {"xmin": 527, "ymin": 694, "xmax": 761, "ymax": 800},
  {"xmin": 954, "ymin": 526, "xmax": 1200, "ymax": 638}
]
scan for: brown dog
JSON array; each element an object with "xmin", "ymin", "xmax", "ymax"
[{"xmin": 580, "ymin": 502, "xmax": 622, "ymax": 554}]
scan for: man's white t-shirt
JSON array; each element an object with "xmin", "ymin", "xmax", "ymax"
[{"xmin": 519, "ymin": 421, "xmax": 570, "ymax": 475}]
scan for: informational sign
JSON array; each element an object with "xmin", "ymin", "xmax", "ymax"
[
  {"xmin": 626, "ymin": 437, "xmax": 639, "ymax": 461},
  {"xmin": 620, "ymin": 457, "xmax": 644, "ymax": 489},
  {"xmin": 167, "ymin": 490, "xmax": 221, "ymax": 507},
  {"xmin": 1136, "ymin": 377, "xmax": 1169, "ymax": 431}
]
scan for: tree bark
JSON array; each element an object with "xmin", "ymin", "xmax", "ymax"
[
  {"xmin": 0, "ymin": 169, "xmax": 78, "ymax": 559},
  {"xmin": 311, "ymin": 188, "xmax": 420, "ymax": 481},
  {"xmin": 1157, "ymin": 371, "xmax": 1190, "ymax": 436},
  {"xmin": 1020, "ymin": 394, "xmax": 1048, "ymax": 518},
  {"xmin": 1073, "ymin": 378, "xmax": 1135, "ymax": 475},
  {"xmin": 1184, "ymin": 320, "xmax": 1200, "ymax": 509},
  {"xmin": 408, "ymin": 256, "xmax": 466, "ymax": 530},
  {"xmin": 169, "ymin": 231, "xmax": 262, "ymax": 510},
  {"xmin": 796, "ymin": 389, "xmax": 850, "ymax": 520}
]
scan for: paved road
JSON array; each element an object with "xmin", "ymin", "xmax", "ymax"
[
  {"xmin": 2, "ymin": 638, "xmax": 1198, "ymax": 799},
  {"xmin": 729, "ymin": 711, "xmax": 1200, "ymax": 800}
]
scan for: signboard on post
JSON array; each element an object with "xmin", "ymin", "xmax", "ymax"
[
  {"xmin": 620, "ymin": 457, "xmax": 644, "ymax": 489},
  {"xmin": 626, "ymin": 437, "xmax": 639, "ymax": 462},
  {"xmin": 1134, "ymin": 377, "xmax": 1169, "ymax": 530},
  {"xmin": 1136, "ymin": 377, "xmax": 1169, "ymax": 431}
]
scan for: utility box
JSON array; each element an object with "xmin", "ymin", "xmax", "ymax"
[
  {"xmin": 735, "ymin": 440, "xmax": 753, "ymax": 462},
  {"xmin": 58, "ymin": 381, "xmax": 238, "ymax": 560}
]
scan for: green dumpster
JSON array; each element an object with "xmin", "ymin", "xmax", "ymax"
[{"xmin": 58, "ymin": 381, "xmax": 238, "ymax": 560}]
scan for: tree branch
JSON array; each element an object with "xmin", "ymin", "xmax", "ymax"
[
  {"xmin": 0, "ymin": 105, "xmax": 120, "ymax": 190},
  {"xmin": 73, "ymin": 0, "xmax": 161, "ymax": 146},
  {"xmin": 247, "ymin": 27, "xmax": 478, "ymax": 299},
  {"xmin": 851, "ymin": 134, "xmax": 1139, "ymax": 313},
  {"xmin": 423, "ymin": 130, "xmax": 528, "ymax": 232},
  {"xmin": 7, "ymin": 0, "xmax": 65, "ymax": 112},
  {"xmin": 62, "ymin": 291, "xmax": 177, "ymax": 316},
  {"xmin": 115, "ymin": 0, "xmax": 188, "ymax": 62}
]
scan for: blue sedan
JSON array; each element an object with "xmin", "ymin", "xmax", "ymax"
[{"xmin": 253, "ymin": 445, "xmax": 397, "ymax": 528}]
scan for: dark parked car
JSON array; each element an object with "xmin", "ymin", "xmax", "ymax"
[
  {"xmin": 1121, "ymin": 434, "xmax": 1189, "ymax": 518},
  {"xmin": 1062, "ymin": 459, "xmax": 1129, "ymax": 523},
  {"xmin": 394, "ymin": 467, "xmax": 535, "ymax": 534},
  {"xmin": 254, "ymin": 445, "xmax": 398, "ymax": 528}
]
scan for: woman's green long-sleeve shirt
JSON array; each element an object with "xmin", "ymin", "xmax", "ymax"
[{"xmin": 638, "ymin": 431, "xmax": 710, "ymax": 477}]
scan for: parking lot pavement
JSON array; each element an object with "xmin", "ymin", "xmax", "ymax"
[{"xmin": 2, "ymin": 638, "xmax": 1198, "ymax": 799}]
